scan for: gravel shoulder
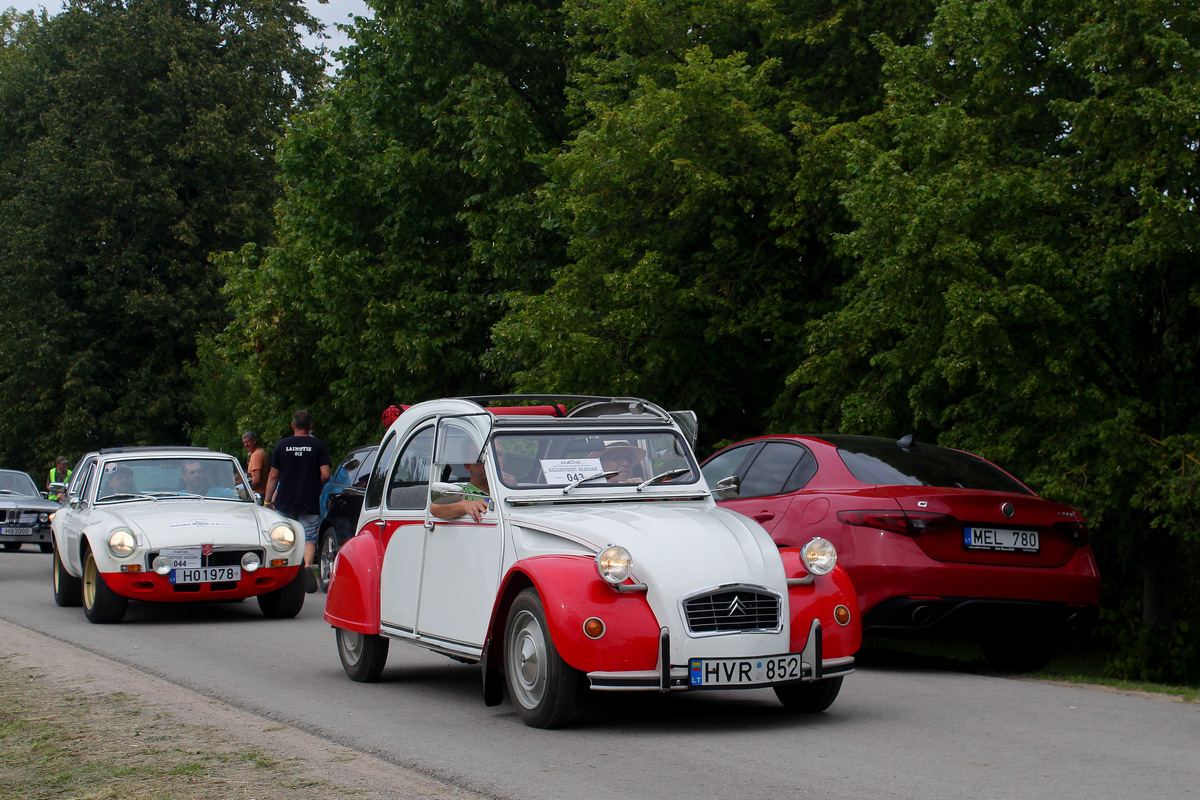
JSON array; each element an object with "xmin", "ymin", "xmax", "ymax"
[{"xmin": 0, "ymin": 619, "xmax": 487, "ymax": 800}]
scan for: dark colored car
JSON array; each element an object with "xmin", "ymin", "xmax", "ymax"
[
  {"xmin": 701, "ymin": 434, "xmax": 1100, "ymax": 671},
  {"xmin": 0, "ymin": 469, "xmax": 58, "ymax": 553},
  {"xmin": 316, "ymin": 445, "xmax": 377, "ymax": 591}
]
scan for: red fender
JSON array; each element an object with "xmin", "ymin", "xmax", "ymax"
[
  {"xmin": 780, "ymin": 549, "xmax": 862, "ymax": 658},
  {"xmin": 324, "ymin": 530, "xmax": 383, "ymax": 635},
  {"xmin": 487, "ymin": 555, "xmax": 662, "ymax": 674}
]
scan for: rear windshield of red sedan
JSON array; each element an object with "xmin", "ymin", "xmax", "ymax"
[{"xmin": 825, "ymin": 436, "xmax": 1033, "ymax": 494}]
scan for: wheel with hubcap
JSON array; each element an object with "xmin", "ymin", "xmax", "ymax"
[
  {"xmin": 335, "ymin": 627, "xmax": 389, "ymax": 682},
  {"xmin": 504, "ymin": 588, "xmax": 580, "ymax": 729},
  {"xmin": 82, "ymin": 549, "xmax": 128, "ymax": 623},
  {"xmin": 53, "ymin": 546, "xmax": 82, "ymax": 607},
  {"xmin": 317, "ymin": 529, "xmax": 339, "ymax": 592},
  {"xmin": 774, "ymin": 676, "xmax": 843, "ymax": 713}
]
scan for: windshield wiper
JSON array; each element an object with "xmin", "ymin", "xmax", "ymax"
[
  {"xmin": 97, "ymin": 493, "xmax": 155, "ymax": 502},
  {"xmin": 145, "ymin": 491, "xmax": 203, "ymax": 499},
  {"xmin": 562, "ymin": 470, "xmax": 618, "ymax": 494},
  {"xmin": 0, "ymin": 489, "xmax": 19, "ymax": 495},
  {"xmin": 636, "ymin": 468, "xmax": 691, "ymax": 492}
]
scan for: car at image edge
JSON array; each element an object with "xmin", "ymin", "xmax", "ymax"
[
  {"xmin": 325, "ymin": 396, "xmax": 861, "ymax": 728},
  {"xmin": 702, "ymin": 433, "xmax": 1101, "ymax": 671},
  {"xmin": 0, "ymin": 469, "xmax": 58, "ymax": 553}
]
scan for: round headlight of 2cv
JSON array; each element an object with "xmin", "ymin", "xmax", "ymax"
[
  {"xmin": 595, "ymin": 545, "xmax": 633, "ymax": 585},
  {"xmin": 269, "ymin": 523, "xmax": 296, "ymax": 552},
  {"xmin": 801, "ymin": 537, "xmax": 838, "ymax": 576},
  {"xmin": 107, "ymin": 529, "xmax": 137, "ymax": 558}
]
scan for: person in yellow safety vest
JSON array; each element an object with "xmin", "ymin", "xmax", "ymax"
[{"xmin": 47, "ymin": 456, "xmax": 72, "ymax": 502}]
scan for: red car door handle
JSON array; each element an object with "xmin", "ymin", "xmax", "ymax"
[{"xmin": 753, "ymin": 512, "xmax": 775, "ymax": 522}]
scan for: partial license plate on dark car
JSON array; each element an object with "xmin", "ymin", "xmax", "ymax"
[{"xmin": 963, "ymin": 527, "xmax": 1039, "ymax": 553}]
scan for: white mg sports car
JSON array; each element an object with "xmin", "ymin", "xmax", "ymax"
[
  {"xmin": 326, "ymin": 396, "xmax": 861, "ymax": 728},
  {"xmin": 50, "ymin": 447, "xmax": 307, "ymax": 623}
]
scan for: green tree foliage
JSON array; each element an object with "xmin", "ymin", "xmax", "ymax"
[
  {"xmin": 194, "ymin": 0, "xmax": 570, "ymax": 454},
  {"xmin": 489, "ymin": 0, "xmax": 935, "ymax": 448},
  {"xmin": 0, "ymin": 0, "xmax": 325, "ymax": 473},
  {"xmin": 780, "ymin": 0, "xmax": 1200, "ymax": 677}
]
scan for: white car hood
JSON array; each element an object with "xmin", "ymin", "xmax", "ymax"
[
  {"xmin": 91, "ymin": 500, "xmax": 271, "ymax": 548},
  {"xmin": 506, "ymin": 502, "xmax": 787, "ymax": 595}
]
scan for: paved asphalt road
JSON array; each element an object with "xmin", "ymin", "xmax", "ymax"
[{"xmin": 2, "ymin": 549, "xmax": 1197, "ymax": 800}]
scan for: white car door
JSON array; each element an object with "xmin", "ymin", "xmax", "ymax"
[
  {"xmin": 60, "ymin": 458, "xmax": 98, "ymax": 573},
  {"xmin": 413, "ymin": 415, "xmax": 505, "ymax": 654},
  {"xmin": 378, "ymin": 427, "xmax": 435, "ymax": 637}
]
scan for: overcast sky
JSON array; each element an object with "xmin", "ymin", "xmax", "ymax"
[{"xmin": 4, "ymin": 0, "xmax": 375, "ymax": 66}]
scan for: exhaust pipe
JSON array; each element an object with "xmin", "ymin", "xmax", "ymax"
[{"xmin": 911, "ymin": 605, "xmax": 933, "ymax": 626}]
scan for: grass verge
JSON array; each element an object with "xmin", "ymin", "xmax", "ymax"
[{"xmin": 0, "ymin": 654, "xmax": 343, "ymax": 800}]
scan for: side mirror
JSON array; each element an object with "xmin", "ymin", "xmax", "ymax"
[
  {"xmin": 49, "ymin": 481, "xmax": 68, "ymax": 495},
  {"xmin": 712, "ymin": 475, "xmax": 741, "ymax": 499}
]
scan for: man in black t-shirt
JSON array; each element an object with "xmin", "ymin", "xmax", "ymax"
[{"xmin": 265, "ymin": 409, "xmax": 332, "ymax": 593}]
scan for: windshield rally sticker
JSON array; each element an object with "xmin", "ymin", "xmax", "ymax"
[{"xmin": 539, "ymin": 458, "xmax": 605, "ymax": 485}]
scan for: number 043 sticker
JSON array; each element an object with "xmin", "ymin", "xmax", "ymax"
[{"xmin": 540, "ymin": 458, "xmax": 604, "ymax": 485}]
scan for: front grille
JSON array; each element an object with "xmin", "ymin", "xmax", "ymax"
[
  {"xmin": 3, "ymin": 508, "xmax": 43, "ymax": 526},
  {"xmin": 682, "ymin": 586, "xmax": 781, "ymax": 635},
  {"xmin": 145, "ymin": 547, "xmax": 263, "ymax": 570}
]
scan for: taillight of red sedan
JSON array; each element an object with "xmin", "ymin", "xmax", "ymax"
[
  {"xmin": 836, "ymin": 510, "xmax": 958, "ymax": 537},
  {"xmin": 1052, "ymin": 520, "xmax": 1090, "ymax": 545}
]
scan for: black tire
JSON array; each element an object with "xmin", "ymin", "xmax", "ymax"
[
  {"xmin": 336, "ymin": 627, "xmax": 389, "ymax": 682},
  {"xmin": 2, "ymin": 542, "xmax": 20, "ymax": 552},
  {"xmin": 257, "ymin": 567, "xmax": 306, "ymax": 618},
  {"xmin": 53, "ymin": 546, "xmax": 82, "ymax": 607},
  {"xmin": 504, "ymin": 588, "xmax": 580, "ymax": 729},
  {"xmin": 39, "ymin": 542, "xmax": 54, "ymax": 554},
  {"xmin": 317, "ymin": 529, "xmax": 339, "ymax": 592},
  {"xmin": 774, "ymin": 676, "xmax": 843, "ymax": 713},
  {"xmin": 981, "ymin": 636, "xmax": 1058, "ymax": 673},
  {"xmin": 82, "ymin": 549, "xmax": 128, "ymax": 624}
]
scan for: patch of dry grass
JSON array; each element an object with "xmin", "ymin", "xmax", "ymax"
[{"xmin": 0, "ymin": 655, "xmax": 348, "ymax": 800}]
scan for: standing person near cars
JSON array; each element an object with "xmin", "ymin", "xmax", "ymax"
[
  {"xmin": 264, "ymin": 410, "xmax": 331, "ymax": 593},
  {"xmin": 47, "ymin": 456, "xmax": 71, "ymax": 502},
  {"xmin": 242, "ymin": 431, "xmax": 268, "ymax": 497}
]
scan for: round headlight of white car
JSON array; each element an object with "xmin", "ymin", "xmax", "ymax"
[
  {"xmin": 241, "ymin": 551, "xmax": 262, "ymax": 572},
  {"xmin": 152, "ymin": 555, "xmax": 172, "ymax": 575},
  {"xmin": 107, "ymin": 529, "xmax": 136, "ymax": 558},
  {"xmin": 269, "ymin": 523, "xmax": 296, "ymax": 552},
  {"xmin": 801, "ymin": 537, "xmax": 838, "ymax": 576},
  {"xmin": 595, "ymin": 545, "xmax": 633, "ymax": 585}
]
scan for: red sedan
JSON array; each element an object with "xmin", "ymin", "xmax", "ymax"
[{"xmin": 701, "ymin": 434, "xmax": 1100, "ymax": 671}]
